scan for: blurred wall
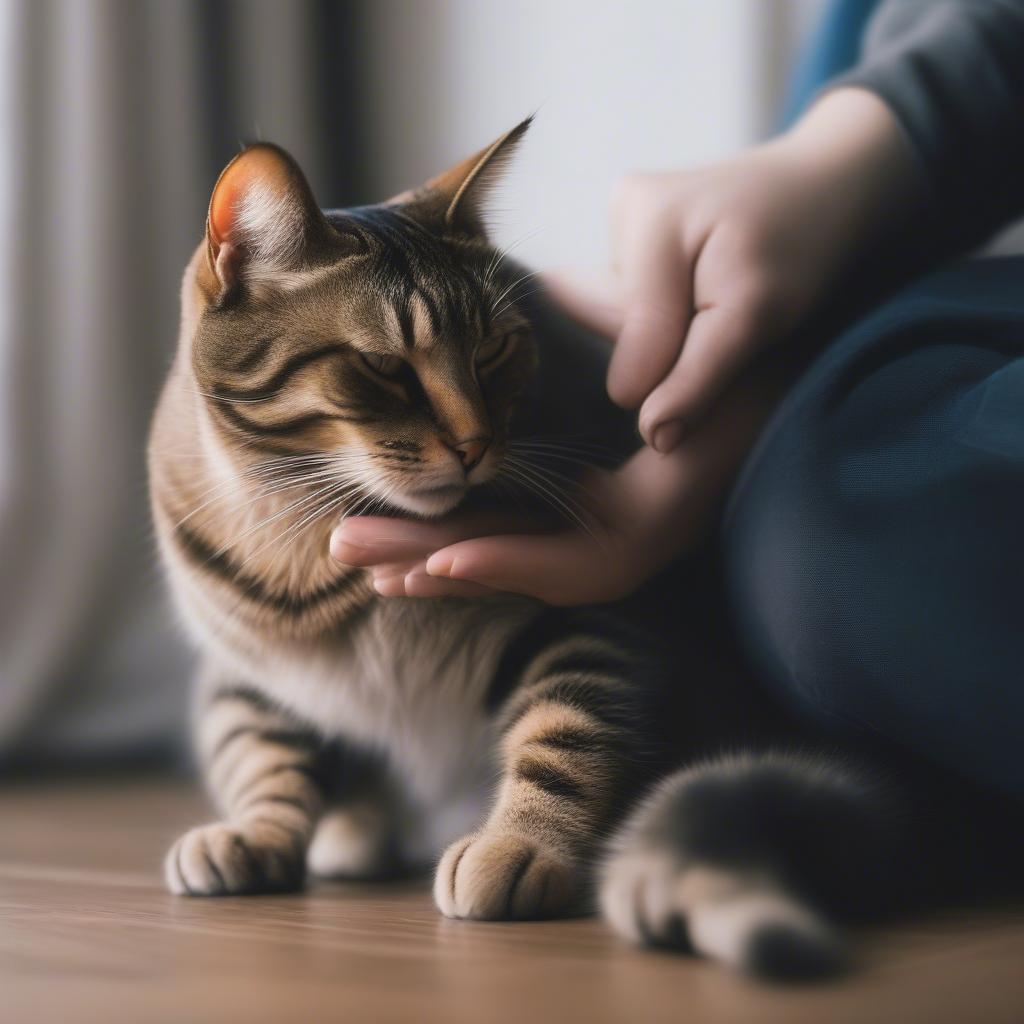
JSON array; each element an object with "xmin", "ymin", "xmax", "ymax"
[{"xmin": 361, "ymin": 0, "xmax": 823, "ymax": 268}]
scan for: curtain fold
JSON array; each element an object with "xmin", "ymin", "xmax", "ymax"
[{"xmin": 0, "ymin": 0, "xmax": 363, "ymax": 767}]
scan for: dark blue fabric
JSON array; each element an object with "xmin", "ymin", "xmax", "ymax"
[
  {"xmin": 781, "ymin": 0, "xmax": 883, "ymax": 127},
  {"xmin": 723, "ymin": 258, "xmax": 1024, "ymax": 800}
]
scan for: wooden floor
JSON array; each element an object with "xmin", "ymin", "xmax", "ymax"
[{"xmin": 3, "ymin": 779, "xmax": 1024, "ymax": 1024}]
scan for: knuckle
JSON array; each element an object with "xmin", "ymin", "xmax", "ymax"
[
  {"xmin": 610, "ymin": 171, "xmax": 666, "ymax": 218},
  {"xmin": 627, "ymin": 297, "xmax": 684, "ymax": 330},
  {"xmin": 712, "ymin": 218, "xmax": 768, "ymax": 266},
  {"xmin": 740, "ymin": 286, "xmax": 774, "ymax": 325},
  {"xmin": 728, "ymin": 273, "xmax": 777, "ymax": 327}
]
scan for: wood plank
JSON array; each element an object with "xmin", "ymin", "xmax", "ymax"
[{"xmin": 2, "ymin": 779, "xmax": 1023, "ymax": 1024}]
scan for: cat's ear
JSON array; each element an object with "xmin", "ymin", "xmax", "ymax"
[
  {"xmin": 397, "ymin": 116, "xmax": 532, "ymax": 238},
  {"xmin": 201, "ymin": 143, "xmax": 327, "ymax": 299}
]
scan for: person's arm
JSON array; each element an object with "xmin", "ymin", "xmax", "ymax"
[
  {"xmin": 605, "ymin": 87, "xmax": 921, "ymax": 451},
  {"xmin": 331, "ymin": 90, "xmax": 923, "ymax": 603},
  {"xmin": 832, "ymin": 0, "xmax": 1024, "ymax": 253}
]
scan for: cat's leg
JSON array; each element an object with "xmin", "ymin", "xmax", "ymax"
[
  {"xmin": 166, "ymin": 683, "xmax": 326, "ymax": 896},
  {"xmin": 598, "ymin": 753, "xmax": 909, "ymax": 979},
  {"xmin": 307, "ymin": 801, "xmax": 397, "ymax": 879},
  {"xmin": 434, "ymin": 630, "xmax": 652, "ymax": 920},
  {"xmin": 307, "ymin": 748, "xmax": 404, "ymax": 880}
]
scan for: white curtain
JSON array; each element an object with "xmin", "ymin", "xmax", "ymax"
[
  {"xmin": 0, "ymin": 0, "xmax": 359, "ymax": 766},
  {"xmin": 0, "ymin": 0, "xmax": 820, "ymax": 767}
]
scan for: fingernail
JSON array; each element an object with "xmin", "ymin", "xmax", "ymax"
[
  {"xmin": 403, "ymin": 568, "xmax": 429, "ymax": 591},
  {"xmin": 330, "ymin": 524, "xmax": 362, "ymax": 554},
  {"xmin": 372, "ymin": 575, "xmax": 404, "ymax": 597},
  {"xmin": 330, "ymin": 540, "xmax": 353, "ymax": 563},
  {"xmin": 333, "ymin": 529, "xmax": 367, "ymax": 548},
  {"xmin": 651, "ymin": 420, "xmax": 684, "ymax": 453},
  {"xmin": 425, "ymin": 553, "xmax": 454, "ymax": 577}
]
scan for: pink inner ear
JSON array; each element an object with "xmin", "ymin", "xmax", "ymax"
[
  {"xmin": 208, "ymin": 146, "xmax": 292, "ymax": 249},
  {"xmin": 209, "ymin": 174, "xmax": 246, "ymax": 249}
]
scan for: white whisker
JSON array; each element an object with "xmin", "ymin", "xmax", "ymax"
[{"xmin": 185, "ymin": 386, "xmax": 285, "ymax": 405}]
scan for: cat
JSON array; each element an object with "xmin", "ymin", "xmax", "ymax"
[{"xmin": 148, "ymin": 119, "xmax": 1016, "ymax": 980}]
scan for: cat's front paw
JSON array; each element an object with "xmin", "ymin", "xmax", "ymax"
[
  {"xmin": 165, "ymin": 822, "xmax": 306, "ymax": 896},
  {"xmin": 433, "ymin": 831, "xmax": 573, "ymax": 920}
]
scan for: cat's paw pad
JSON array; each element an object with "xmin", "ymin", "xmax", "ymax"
[
  {"xmin": 433, "ymin": 831, "xmax": 573, "ymax": 920},
  {"xmin": 599, "ymin": 849, "xmax": 689, "ymax": 948},
  {"xmin": 165, "ymin": 822, "xmax": 305, "ymax": 896}
]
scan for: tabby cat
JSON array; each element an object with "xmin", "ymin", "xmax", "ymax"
[{"xmin": 149, "ymin": 120, "xmax": 999, "ymax": 980}]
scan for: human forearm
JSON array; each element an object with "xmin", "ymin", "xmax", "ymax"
[
  {"xmin": 604, "ymin": 85, "xmax": 924, "ymax": 452},
  {"xmin": 780, "ymin": 87, "xmax": 924, "ymax": 267},
  {"xmin": 641, "ymin": 352, "xmax": 799, "ymax": 555},
  {"xmin": 833, "ymin": 0, "xmax": 1024, "ymax": 247}
]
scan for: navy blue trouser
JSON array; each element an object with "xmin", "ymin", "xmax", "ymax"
[{"xmin": 723, "ymin": 257, "xmax": 1024, "ymax": 801}]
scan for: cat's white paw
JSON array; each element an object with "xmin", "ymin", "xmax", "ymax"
[
  {"xmin": 599, "ymin": 848, "xmax": 689, "ymax": 947},
  {"xmin": 165, "ymin": 822, "xmax": 305, "ymax": 896},
  {"xmin": 307, "ymin": 804, "xmax": 395, "ymax": 879},
  {"xmin": 434, "ymin": 831, "xmax": 573, "ymax": 920},
  {"xmin": 600, "ymin": 850, "xmax": 845, "ymax": 977}
]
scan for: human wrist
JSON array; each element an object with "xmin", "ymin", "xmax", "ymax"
[
  {"xmin": 637, "ymin": 366, "xmax": 785, "ymax": 554},
  {"xmin": 779, "ymin": 87, "xmax": 923, "ymax": 250}
]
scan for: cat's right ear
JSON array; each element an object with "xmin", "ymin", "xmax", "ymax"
[
  {"xmin": 392, "ymin": 117, "xmax": 532, "ymax": 239},
  {"xmin": 199, "ymin": 143, "xmax": 327, "ymax": 301}
]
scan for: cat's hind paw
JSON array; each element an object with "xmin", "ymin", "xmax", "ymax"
[
  {"xmin": 599, "ymin": 848, "xmax": 844, "ymax": 979},
  {"xmin": 433, "ymin": 831, "xmax": 573, "ymax": 920},
  {"xmin": 165, "ymin": 821, "xmax": 306, "ymax": 896},
  {"xmin": 599, "ymin": 848, "xmax": 690, "ymax": 949}
]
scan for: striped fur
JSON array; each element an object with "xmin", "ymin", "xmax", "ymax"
[
  {"xmin": 151, "ymin": 130, "xmax": 658, "ymax": 914},
  {"xmin": 149, "ymin": 130, "xmax": 972, "ymax": 981},
  {"xmin": 434, "ymin": 618, "xmax": 660, "ymax": 918},
  {"xmin": 167, "ymin": 685, "xmax": 325, "ymax": 895},
  {"xmin": 597, "ymin": 754, "xmax": 888, "ymax": 978}
]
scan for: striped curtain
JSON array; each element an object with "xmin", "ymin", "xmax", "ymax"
[{"xmin": 0, "ymin": 0, "xmax": 364, "ymax": 768}]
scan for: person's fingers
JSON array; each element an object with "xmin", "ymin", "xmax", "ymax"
[
  {"xmin": 607, "ymin": 221, "xmax": 691, "ymax": 410},
  {"xmin": 638, "ymin": 304, "xmax": 756, "ymax": 450},
  {"xmin": 369, "ymin": 560, "xmax": 419, "ymax": 582},
  {"xmin": 424, "ymin": 532, "xmax": 633, "ymax": 606},
  {"xmin": 541, "ymin": 268, "xmax": 625, "ymax": 340},
  {"xmin": 370, "ymin": 560, "xmax": 500, "ymax": 598},
  {"xmin": 331, "ymin": 519, "xmax": 440, "ymax": 566},
  {"xmin": 400, "ymin": 567, "xmax": 502, "ymax": 598},
  {"xmin": 369, "ymin": 561, "xmax": 420, "ymax": 596},
  {"xmin": 330, "ymin": 511, "xmax": 534, "ymax": 567}
]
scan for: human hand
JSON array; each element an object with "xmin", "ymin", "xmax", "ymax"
[
  {"xmin": 595, "ymin": 87, "xmax": 919, "ymax": 452},
  {"xmin": 330, "ymin": 351, "xmax": 780, "ymax": 604},
  {"xmin": 331, "ymin": 444, "xmax": 708, "ymax": 605},
  {"xmin": 329, "ymin": 89, "xmax": 918, "ymax": 605}
]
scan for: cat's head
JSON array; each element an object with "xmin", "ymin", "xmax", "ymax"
[{"xmin": 188, "ymin": 119, "xmax": 536, "ymax": 517}]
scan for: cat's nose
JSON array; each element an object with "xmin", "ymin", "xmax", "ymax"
[{"xmin": 452, "ymin": 436, "xmax": 491, "ymax": 472}]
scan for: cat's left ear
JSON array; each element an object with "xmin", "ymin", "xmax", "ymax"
[
  {"xmin": 202, "ymin": 142, "xmax": 330, "ymax": 300},
  {"xmin": 396, "ymin": 116, "xmax": 532, "ymax": 238}
]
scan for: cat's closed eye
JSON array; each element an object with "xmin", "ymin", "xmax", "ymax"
[
  {"xmin": 475, "ymin": 332, "xmax": 515, "ymax": 370},
  {"xmin": 360, "ymin": 352, "xmax": 404, "ymax": 377}
]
